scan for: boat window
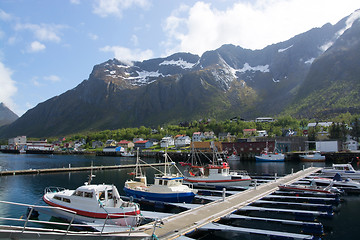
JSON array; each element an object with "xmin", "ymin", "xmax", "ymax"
[
  {"xmin": 99, "ymin": 191, "xmax": 105, "ymax": 200},
  {"xmin": 163, "ymin": 180, "xmax": 168, "ymax": 186},
  {"xmin": 73, "ymin": 191, "xmax": 83, "ymax": 197},
  {"xmin": 158, "ymin": 180, "xmax": 163, "ymax": 185},
  {"xmin": 54, "ymin": 196, "xmax": 62, "ymax": 201},
  {"xmin": 63, "ymin": 198, "xmax": 71, "ymax": 203},
  {"xmin": 107, "ymin": 190, "xmax": 113, "ymax": 199},
  {"xmin": 84, "ymin": 192, "xmax": 93, "ymax": 198}
]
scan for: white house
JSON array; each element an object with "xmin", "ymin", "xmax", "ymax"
[
  {"xmin": 192, "ymin": 132, "xmax": 205, "ymax": 142},
  {"xmin": 175, "ymin": 136, "xmax": 191, "ymax": 148},
  {"xmin": 160, "ymin": 137, "xmax": 174, "ymax": 148},
  {"xmin": 257, "ymin": 130, "xmax": 268, "ymax": 137},
  {"xmin": 255, "ymin": 117, "xmax": 274, "ymax": 123}
]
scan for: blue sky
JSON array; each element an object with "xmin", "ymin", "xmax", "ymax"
[{"xmin": 0, "ymin": 0, "xmax": 359, "ymax": 116}]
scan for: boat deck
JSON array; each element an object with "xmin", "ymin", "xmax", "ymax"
[{"xmin": 139, "ymin": 167, "xmax": 322, "ymax": 239}]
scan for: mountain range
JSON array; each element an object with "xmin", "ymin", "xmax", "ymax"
[
  {"xmin": 1, "ymin": 10, "xmax": 360, "ymax": 138},
  {"xmin": 0, "ymin": 103, "xmax": 18, "ymax": 128}
]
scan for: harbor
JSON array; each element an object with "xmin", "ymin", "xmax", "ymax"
[{"xmin": 1, "ymin": 152, "xmax": 360, "ymax": 239}]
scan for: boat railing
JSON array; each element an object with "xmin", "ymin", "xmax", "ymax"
[
  {"xmin": 0, "ymin": 200, "xmax": 133, "ymax": 236},
  {"xmin": 44, "ymin": 186, "xmax": 67, "ymax": 194}
]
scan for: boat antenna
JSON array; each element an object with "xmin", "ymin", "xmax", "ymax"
[{"xmin": 86, "ymin": 161, "xmax": 96, "ymax": 185}]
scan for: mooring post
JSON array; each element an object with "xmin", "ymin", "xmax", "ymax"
[
  {"xmin": 222, "ymin": 188, "xmax": 226, "ymax": 201},
  {"xmin": 275, "ymin": 173, "xmax": 277, "ymax": 182}
]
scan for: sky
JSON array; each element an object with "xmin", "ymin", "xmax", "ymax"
[{"xmin": 0, "ymin": 0, "xmax": 359, "ymax": 117}]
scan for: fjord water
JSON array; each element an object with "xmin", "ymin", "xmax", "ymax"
[{"xmin": 0, "ymin": 153, "xmax": 359, "ymax": 239}]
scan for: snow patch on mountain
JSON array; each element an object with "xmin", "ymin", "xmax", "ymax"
[
  {"xmin": 159, "ymin": 58, "xmax": 196, "ymax": 69},
  {"xmin": 320, "ymin": 10, "xmax": 360, "ymax": 52},
  {"xmin": 125, "ymin": 70, "xmax": 163, "ymax": 86},
  {"xmin": 237, "ymin": 63, "xmax": 270, "ymax": 73},
  {"xmin": 278, "ymin": 45, "xmax": 293, "ymax": 53},
  {"xmin": 305, "ymin": 58, "xmax": 315, "ymax": 65},
  {"xmin": 272, "ymin": 78, "xmax": 280, "ymax": 83}
]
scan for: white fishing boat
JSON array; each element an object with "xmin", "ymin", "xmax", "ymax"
[
  {"xmin": 278, "ymin": 182, "xmax": 342, "ymax": 194},
  {"xmin": 120, "ymin": 151, "xmax": 135, "ymax": 157},
  {"xmin": 182, "ymin": 142, "xmax": 252, "ymax": 187},
  {"xmin": 320, "ymin": 163, "xmax": 360, "ymax": 180},
  {"xmin": 255, "ymin": 142, "xmax": 284, "ymax": 162},
  {"xmin": 299, "ymin": 151, "xmax": 325, "ymax": 162},
  {"xmin": 310, "ymin": 173, "xmax": 360, "ymax": 193},
  {"xmin": 42, "ymin": 173, "xmax": 141, "ymax": 226},
  {"xmin": 226, "ymin": 147, "xmax": 240, "ymax": 162},
  {"xmin": 123, "ymin": 149, "xmax": 197, "ymax": 203}
]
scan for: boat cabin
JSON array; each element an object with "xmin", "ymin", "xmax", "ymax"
[
  {"xmin": 154, "ymin": 175, "xmax": 184, "ymax": 186},
  {"xmin": 332, "ymin": 164, "xmax": 355, "ymax": 172}
]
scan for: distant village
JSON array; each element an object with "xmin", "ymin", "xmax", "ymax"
[{"xmin": 1, "ymin": 117, "xmax": 359, "ymax": 158}]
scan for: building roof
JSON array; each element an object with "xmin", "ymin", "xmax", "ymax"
[
  {"xmin": 135, "ymin": 140, "xmax": 148, "ymax": 144},
  {"xmin": 243, "ymin": 129, "xmax": 257, "ymax": 132}
]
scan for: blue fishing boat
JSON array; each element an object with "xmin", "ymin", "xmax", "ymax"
[{"xmin": 123, "ymin": 149, "xmax": 197, "ymax": 203}]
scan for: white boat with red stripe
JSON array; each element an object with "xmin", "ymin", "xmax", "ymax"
[{"xmin": 43, "ymin": 183, "xmax": 141, "ymax": 227}]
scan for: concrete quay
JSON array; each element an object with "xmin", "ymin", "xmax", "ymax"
[{"xmin": 140, "ymin": 167, "xmax": 322, "ymax": 240}]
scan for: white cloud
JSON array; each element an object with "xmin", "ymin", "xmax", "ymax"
[
  {"xmin": 88, "ymin": 32, "xmax": 99, "ymax": 40},
  {"xmin": 29, "ymin": 41, "xmax": 46, "ymax": 52},
  {"xmin": 70, "ymin": 0, "xmax": 81, "ymax": 4},
  {"xmin": 163, "ymin": 0, "xmax": 360, "ymax": 56},
  {"xmin": 44, "ymin": 75, "xmax": 61, "ymax": 82},
  {"xmin": 0, "ymin": 9, "xmax": 12, "ymax": 21},
  {"xmin": 100, "ymin": 45, "xmax": 153, "ymax": 65},
  {"xmin": 0, "ymin": 62, "xmax": 17, "ymax": 110},
  {"xmin": 92, "ymin": 0, "xmax": 151, "ymax": 18},
  {"xmin": 15, "ymin": 23, "xmax": 65, "ymax": 42},
  {"xmin": 131, "ymin": 34, "xmax": 139, "ymax": 46}
]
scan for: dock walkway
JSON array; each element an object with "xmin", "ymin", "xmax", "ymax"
[
  {"xmin": 140, "ymin": 167, "xmax": 322, "ymax": 240},
  {"xmin": 0, "ymin": 163, "xmax": 166, "ymax": 176}
]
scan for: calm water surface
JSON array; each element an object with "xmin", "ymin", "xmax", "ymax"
[{"xmin": 0, "ymin": 153, "xmax": 359, "ymax": 239}]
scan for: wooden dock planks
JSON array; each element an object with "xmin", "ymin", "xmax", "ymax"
[{"xmin": 140, "ymin": 167, "xmax": 322, "ymax": 240}]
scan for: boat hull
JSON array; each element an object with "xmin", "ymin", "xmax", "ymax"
[
  {"xmin": 255, "ymin": 155, "xmax": 285, "ymax": 162},
  {"xmin": 184, "ymin": 177, "xmax": 252, "ymax": 187},
  {"xmin": 43, "ymin": 196, "xmax": 139, "ymax": 226},
  {"xmin": 123, "ymin": 187, "xmax": 195, "ymax": 203}
]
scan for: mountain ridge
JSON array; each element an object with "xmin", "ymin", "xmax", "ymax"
[{"xmin": 1, "ymin": 10, "xmax": 360, "ymax": 138}]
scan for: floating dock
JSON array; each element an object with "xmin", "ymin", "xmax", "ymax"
[
  {"xmin": 138, "ymin": 167, "xmax": 322, "ymax": 239},
  {"xmin": 0, "ymin": 163, "xmax": 166, "ymax": 176}
]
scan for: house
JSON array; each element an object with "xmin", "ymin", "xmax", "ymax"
[
  {"xmin": 149, "ymin": 138, "xmax": 159, "ymax": 145},
  {"xmin": 219, "ymin": 132, "xmax": 237, "ymax": 142},
  {"xmin": 92, "ymin": 141, "xmax": 103, "ymax": 149},
  {"xmin": 255, "ymin": 117, "xmax": 274, "ymax": 123},
  {"xmin": 134, "ymin": 140, "xmax": 153, "ymax": 150},
  {"xmin": 133, "ymin": 137, "xmax": 144, "ymax": 143},
  {"xmin": 344, "ymin": 136, "xmax": 358, "ymax": 151},
  {"xmin": 74, "ymin": 139, "xmax": 86, "ymax": 149},
  {"xmin": 27, "ymin": 140, "xmax": 54, "ymax": 151},
  {"xmin": 203, "ymin": 131, "xmax": 215, "ymax": 139},
  {"xmin": 308, "ymin": 122, "xmax": 333, "ymax": 128},
  {"xmin": 192, "ymin": 132, "xmax": 205, "ymax": 142},
  {"xmin": 105, "ymin": 139, "xmax": 117, "ymax": 147},
  {"xmin": 243, "ymin": 129, "xmax": 257, "ymax": 137},
  {"xmin": 175, "ymin": 136, "xmax": 191, "ymax": 148},
  {"xmin": 257, "ymin": 130, "xmax": 268, "ymax": 137},
  {"xmin": 8, "ymin": 136, "xmax": 27, "ymax": 150},
  {"xmin": 160, "ymin": 137, "xmax": 174, "ymax": 148},
  {"xmin": 118, "ymin": 140, "xmax": 134, "ymax": 149}
]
